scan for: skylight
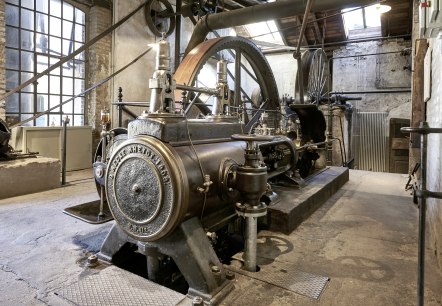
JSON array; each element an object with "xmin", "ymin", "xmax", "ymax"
[
  {"xmin": 342, "ymin": 4, "xmax": 382, "ymax": 39},
  {"xmin": 244, "ymin": 20, "xmax": 285, "ymax": 46}
]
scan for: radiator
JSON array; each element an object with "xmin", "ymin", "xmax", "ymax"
[{"xmin": 352, "ymin": 111, "xmax": 388, "ymax": 172}]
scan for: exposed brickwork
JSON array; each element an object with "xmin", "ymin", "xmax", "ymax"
[
  {"xmin": 87, "ymin": 5, "xmax": 112, "ymax": 152},
  {"xmin": 0, "ymin": 0, "xmax": 6, "ymax": 120}
]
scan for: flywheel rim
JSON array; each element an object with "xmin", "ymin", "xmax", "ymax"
[{"xmin": 174, "ymin": 36, "xmax": 279, "ymax": 117}]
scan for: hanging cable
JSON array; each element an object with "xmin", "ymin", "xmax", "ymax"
[{"xmin": 184, "ymin": 118, "xmax": 210, "ymax": 220}]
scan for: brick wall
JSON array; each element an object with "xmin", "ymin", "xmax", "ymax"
[
  {"xmin": 87, "ymin": 5, "xmax": 112, "ymax": 152},
  {"xmin": 0, "ymin": 0, "xmax": 5, "ymax": 120}
]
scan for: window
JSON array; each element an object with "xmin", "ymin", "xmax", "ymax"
[
  {"xmin": 5, "ymin": 0, "xmax": 86, "ymax": 127},
  {"xmin": 244, "ymin": 20, "xmax": 285, "ymax": 46},
  {"xmin": 342, "ymin": 4, "xmax": 382, "ymax": 39}
]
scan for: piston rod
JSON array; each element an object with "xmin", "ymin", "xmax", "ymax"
[{"xmin": 176, "ymin": 83, "xmax": 219, "ymax": 96}]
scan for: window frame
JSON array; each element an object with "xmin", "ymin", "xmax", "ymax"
[{"xmin": 4, "ymin": 0, "xmax": 88, "ymax": 127}]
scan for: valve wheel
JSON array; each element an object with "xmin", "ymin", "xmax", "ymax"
[{"xmin": 144, "ymin": 0, "xmax": 176, "ymax": 38}]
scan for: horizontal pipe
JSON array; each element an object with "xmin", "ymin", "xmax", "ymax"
[
  {"xmin": 306, "ymin": 34, "xmax": 411, "ymax": 49},
  {"xmin": 262, "ymin": 36, "xmax": 412, "ymax": 54},
  {"xmin": 332, "ymin": 50, "xmax": 409, "ymax": 60},
  {"xmin": 112, "ymin": 102, "xmax": 150, "ymax": 106},
  {"xmin": 331, "ymin": 90, "xmax": 411, "ymax": 94},
  {"xmin": 185, "ymin": 0, "xmax": 376, "ymax": 55}
]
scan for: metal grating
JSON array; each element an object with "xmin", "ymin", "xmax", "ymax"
[
  {"xmin": 227, "ymin": 255, "xmax": 329, "ymax": 299},
  {"xmin": 352, "ymin": 111, "xmax": 388, "ymax": 172},
  {"xmin": 56, "ymin": 266, "xmax": 186, "ymax": 306}
]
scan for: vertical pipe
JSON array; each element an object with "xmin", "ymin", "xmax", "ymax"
[
  {"xmin": 61, "ymin": 117, "xmax": 69, "ymax": 185},
  {"xmin": 174, "ymin": 0, "xmax": 182, "ymax": 72},
  {"xmin": 99, "ymin": 134, "xmax": 107, "ymax": 218},
  {"xmin": 296, "ymin": 57, "xmax": 305, "ymax": 104},
  {"xmin": 244, "ymin": 216, "xmax": 257, "ymax": 272},
  {"xmin": 327, "ymin": 101, "xmax": 333, "ymax": 165},
  {"xmin": 118, "ymin": 87, "xmax": 123, "ymax": 127},
  {"xmin": 234, "ymin": 50, "xmax": 242, "ymax": 108},
  {"xmin": 417, "ymin": 122, "xmax": 428, "ymax": 306}
]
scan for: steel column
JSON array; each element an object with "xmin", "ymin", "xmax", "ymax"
[{"xmin": 234, "ymin": 50, "xmax": 242, "ymax": 108}]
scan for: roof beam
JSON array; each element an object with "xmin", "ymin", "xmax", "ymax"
[
  {"xmin": 309, "ymin": 13, "xmax": 323, "ymax": 44},
  {"xmin": 296, "ymin": 16, "xmax": 309, "ymax": 46}
]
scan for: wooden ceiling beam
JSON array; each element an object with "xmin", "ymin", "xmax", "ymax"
[
  {"xmin": 296, "ymin": 16, "xmax": 309, "ymax": 46},
  {"xmin": 309, "ymin": 13, "xmax": 323, "ymax": 44}
]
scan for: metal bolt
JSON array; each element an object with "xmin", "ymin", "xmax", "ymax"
[
  {"xmin": 87, "ymin": 254, "xmax": 99, "ymax": 267},
  {"xmin": 211, "ymin": 265, "xmax": 221, "ymax": 274},
  {"xmin": 192, "ymin": 296, "xmax": 204, "ymax": 306},
  {"xmin": 131, "ymin": 184, "xmax": 141, "ymax": 194},
  {"xmin": 226, "ymin": 270, "xmax": 235, "ymax": 280},
  {"xmin": 95, "ymin": 166, "xmax": 104, "ymax": 178}
]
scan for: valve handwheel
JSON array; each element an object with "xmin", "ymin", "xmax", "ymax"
[{"xmin": 144, "ymin": 0, "xmax": 176, "ymax": 38}]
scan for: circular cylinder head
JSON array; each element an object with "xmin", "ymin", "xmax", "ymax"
[{"xmin": 105, "ymin": 137, "xmax": 187, "ymax": 241}]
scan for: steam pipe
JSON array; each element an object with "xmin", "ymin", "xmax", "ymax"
[
  {"xmin": 185, "ymin": 0, "xmax": 376, "ymax": 55},
  {"xmin": 330, "ymin": 90, "xmax": 411, "ymax": 94}
]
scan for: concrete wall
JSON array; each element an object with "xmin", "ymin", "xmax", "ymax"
[
  {"xmin": 333, "ymin": 40, "xmax": 411, "ymax": 116},
  {"xmin": 110, "ymin": 0, "xmax": 169, "ymax": 125},
  {"xmin": 263, "ymin": 52, "xmax": 297, "ymax": 97},
  {"xmin": 424, "ymin": 35, "xmax": 442, "ymax": 272},
  {"xmin": 0, "ymin": 0, "xmax": 5, "ymax": 120},
  {"xmin": 331, "ymin": 40, "xmax": 412, "ymax": 168}
]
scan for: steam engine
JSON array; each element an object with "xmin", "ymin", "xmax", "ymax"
[{"xmin": 94, "ymin": 37, "xmax": 321, "ymax": 304}]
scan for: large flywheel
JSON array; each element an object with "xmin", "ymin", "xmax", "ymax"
[
  {"xmin": 174, "ymin": 36, "xmax": 279, "ymax": 125},
  {"xmin": 295, "ymin": 49, "xmax": 329, "ymax": 104}
]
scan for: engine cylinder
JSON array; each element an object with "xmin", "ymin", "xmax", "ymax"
[
  {"xmin": 106, "ymin": 135, "xmax": 246, "ymax": 242},
  {"xmin": 105, "ymin": 117, "xmax": 298, "ymax": 242}
]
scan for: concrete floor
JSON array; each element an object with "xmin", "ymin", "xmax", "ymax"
[{"xmin": 0, "ymin": 169, "xmax": 441, "ymax": 305}]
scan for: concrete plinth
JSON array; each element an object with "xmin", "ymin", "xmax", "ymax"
[
  {"xmin": 268, "ymin": 166, "xmax": 349, "ymax": 234},
  {"xmin": 0, "ymin": 157, "xmax": 61, "ymax": 199}
]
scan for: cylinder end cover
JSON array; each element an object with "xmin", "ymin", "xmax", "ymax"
[{"xmin": 106, "ymin": 137, "xmax": 184, "ymax": 241}]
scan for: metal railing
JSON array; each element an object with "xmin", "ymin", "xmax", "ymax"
[{"xmin": 401, "ymin": 122, "xmax": 442, "ymax": 306}]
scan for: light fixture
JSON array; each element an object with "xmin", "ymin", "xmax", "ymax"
[{"xmin": 376, "ymin": 2, "xmax": 392, "ymax": 13}]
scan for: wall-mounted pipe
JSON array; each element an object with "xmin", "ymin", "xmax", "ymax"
[
  {"xmin": 331, "ymin": 90, "xmax": 411, "ymax": 94},
  {"xmin": 185, "ymin": 0, "xmax": 376, "ymax": 55}
]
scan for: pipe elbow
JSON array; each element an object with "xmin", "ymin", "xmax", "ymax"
[{"xmin": 184, "ymin": 16, "xmax": 210, "ymax": 56}]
